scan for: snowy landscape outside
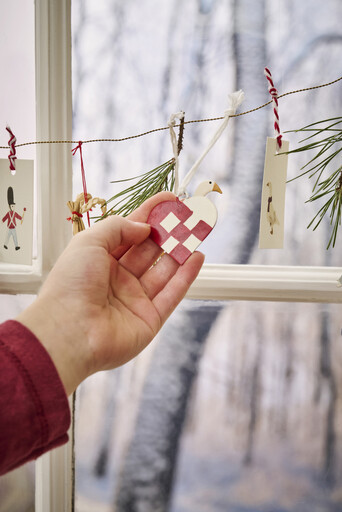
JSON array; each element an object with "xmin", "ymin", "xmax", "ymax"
[{"xmin": 72, "ymin": 1, "xmax": 342, "ymax": 511}]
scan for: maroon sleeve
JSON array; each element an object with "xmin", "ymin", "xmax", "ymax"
[{"xmin": 0, "ymin": 320, "xmax": 71, "ymax": 475}]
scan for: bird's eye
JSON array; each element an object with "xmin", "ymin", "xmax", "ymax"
[{"xmin": 209, "ymin": 181, "xmax": 212, "ymax": 184}]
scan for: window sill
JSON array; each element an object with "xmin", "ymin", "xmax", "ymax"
[{"xmin": 187, "ymin": 264, "xmax": 342, "ymax": 303}]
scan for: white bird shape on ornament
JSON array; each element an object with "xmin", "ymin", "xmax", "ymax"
[
  {"xmin": 266, "ymin": 181, "xmax": 279, "ymax": 235},
  {"xmin": 182, "ymin": 180, "xmax": 222, "ymax": 230}
]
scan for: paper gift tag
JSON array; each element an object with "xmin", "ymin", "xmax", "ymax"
[
  {"xmin": 148, "ymin": 197, "xmax": 217, "ymax": 264},
  {"xmin": 0, "ymin": 159, "xmax": 34, "ymax": 265},
  {"xmin": 259, "ymin": 137, "xmax": 289, "ymax": 249}
]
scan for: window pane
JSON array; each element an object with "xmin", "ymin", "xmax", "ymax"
[
  {"xmin": 0, "ymin": 1, "xmax": 37, "ymax": 261},
  {"xmin": 0, "ymin": 2, "xmax": 36, "ymax": 158},
  {"xmin": 0, "ymin": 2, "xmax": 36, "ymax": 508},
  {"xmin": 72, "ymin": 0, "xmax": 342, "ymax": 267},
  {"xmin": 75, "ymin": 299, "xmax": 342, "ymax": 511}
]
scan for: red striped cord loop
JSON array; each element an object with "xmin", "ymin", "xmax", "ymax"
[
  {"xmin": 6, "ymin": 126, "xmax": 17, "ymax": 175},
  {"xmin": 264, "ymin": 67, "xmax": 282, "ymax": 150}
]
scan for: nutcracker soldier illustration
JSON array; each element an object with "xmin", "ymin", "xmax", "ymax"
[{"xmin": 2, "ymin": 187, "xmax": 26, "ymax": 251}]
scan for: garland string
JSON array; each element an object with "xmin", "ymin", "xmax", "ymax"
[{"xmin": 1, "ymin": 74, "xmax": 342, "ymax": 149}]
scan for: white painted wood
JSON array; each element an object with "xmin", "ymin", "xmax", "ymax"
[
  {"xmin": 0, "ymin": 0, "xmax": 73, "ymax": 295},
  {"xmin": 33, "ymin": 1, "xmax": 73, "ymax": 511},
  {"xmin": 35, "ymin": 432, "xmax": 73, "ymax": 512},
  {"xmin": 187, "ymin": 264, "xmax": 342, "ymax": 303}
]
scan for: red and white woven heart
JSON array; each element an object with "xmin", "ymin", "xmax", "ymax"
[{"xmin": 148, "ymin": 198, "xmax": 216, "ymax": 264}]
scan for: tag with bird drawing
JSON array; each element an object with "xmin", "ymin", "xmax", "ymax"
[{"xmin": 259, "ymin": 137, "xmax": 289, "ymax": 249}]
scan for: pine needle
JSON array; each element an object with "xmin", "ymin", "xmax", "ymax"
[
  {"xmin": 96, "ymin": 158, "xmax": 175, "ymax": 220},
  {"xmin": 286, "ymin": 117, "xmax": 342, "ymax": 248}
]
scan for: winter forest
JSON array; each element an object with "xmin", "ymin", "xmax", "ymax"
[
  {"xmin": 71, "ymin": 1, "xmax": 342, "ymax": 511},
  {"xmin": 1, "ymin": 0, "xmax": 342, "ymax": 511}
]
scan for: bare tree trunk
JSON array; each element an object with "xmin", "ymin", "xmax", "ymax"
[
  {"xmin": 99, "ymin": 0, "xmax": 129, "ymax": 190},
  {"xmin": 317, "ymin": 306, "xmax": 337, "ymax": 487},
  {"xmin": 114, "ymin": 303, "xmax": 219, "ymax": 512},
  {"xmin": 214, "ymin": 0, "xmax": 268, "ymax": 264},
  {"xmin": 315, "ymin": 235, "xmax": 337, "ymax": 486},
  {"xmin": 244, "ymin": 310, "xmax": 263, "ymax": 465},
  {"xmin": 114, "ymin": 2, "xmax": 268, "ymax": 511}
]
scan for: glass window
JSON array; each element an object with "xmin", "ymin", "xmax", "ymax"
[
  {"xmin": 75, "ymin": 299, "xmax": 342, "ymax": 511},
  {"xmin": 71, "ymin": 1, "xmax": 342, "ymax": 511},
  {"xmin": 71, "ymin": 0, "xmax": 342, "ymax": 267}
]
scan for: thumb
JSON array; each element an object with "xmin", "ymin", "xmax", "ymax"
[{"xmin": 76, "ymin": 216, "xmax": 151, "ymax": 254}]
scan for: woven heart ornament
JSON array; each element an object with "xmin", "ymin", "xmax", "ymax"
[{"xmin": 148, "ymin": 181, "xmax": 222, "ymax": 264}]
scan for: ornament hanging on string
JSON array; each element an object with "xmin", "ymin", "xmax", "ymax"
[
  {"xmin": 0, "ymin": 128, "xmax": 34, "ymax": 265},
  {"xmin": 68, "ymin": 142, "xmax": 106, "ymax": 235},
  {"xmin": 148, "ymin": 90, "xmax": 244, "ymax": 264},
  {"xmin": 259, "ymin": 67, "xmax": 289, "ymax": 250},
  {"xmin": 67, "ymin": 192, "xmax": 107, "ymax": 236}
]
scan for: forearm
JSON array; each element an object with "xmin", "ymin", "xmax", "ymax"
[{"xmin": 0, "ymin": 320, "xmax": 70, "ymax": 475}]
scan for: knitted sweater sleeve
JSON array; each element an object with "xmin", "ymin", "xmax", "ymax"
[{"xmin": 0, "ymin": 320, "xmax": 71, "ymax": 475}]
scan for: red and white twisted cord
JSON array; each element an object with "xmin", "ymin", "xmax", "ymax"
[
  {"xmin": 264, "ymin": 67, "xmax": 282, "ymax": 149},
  {"xmin": 6, "ymin": 126, "xmax": 17, "ymax": 174}
]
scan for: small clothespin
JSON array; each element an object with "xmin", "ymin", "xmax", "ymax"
[
  {"xmin": 6, "ymin": 126, "xmax": 17, "ymax": 175},
  {"xmin": 168, "ymin": 111, "xmax": 185, "ymax": 195}
]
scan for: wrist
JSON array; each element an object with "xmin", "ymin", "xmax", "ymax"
[{"xmin": 16, "ymin": 296, "xmax": 89, "ymax": 395}]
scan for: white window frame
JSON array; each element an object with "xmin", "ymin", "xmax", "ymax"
[
  {"xmin": 189, "ymin": 264, "xmax": 342, "ymax": 303},
  {"xmin": 0, "ymin": 0, "xmax": 72, "ymax": 295},
  {"xmin": 2, "ymin": 0, "xmax": 338, "ymax": 511},
  {"xmin": 33, "ymin": 1, "xmax": 74, "ymax": 510}
]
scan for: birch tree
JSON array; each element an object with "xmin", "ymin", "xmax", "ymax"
[{"xmin": 114, "ymin": 1, "xmax": 268, "ymax": 509}]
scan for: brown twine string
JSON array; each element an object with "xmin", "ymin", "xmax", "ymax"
[{"xmin": 1, "ymin": 74, "xmax": 342, "ymax": 149}]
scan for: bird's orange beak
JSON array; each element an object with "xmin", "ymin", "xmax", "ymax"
[{"xmin": 213, "ymin": 182, "xmax": 222, "ymax": 194}]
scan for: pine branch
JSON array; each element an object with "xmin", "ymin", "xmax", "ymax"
[
  {"xmin": 286, "ymin": 117, "xmax": 342, "ymax": 248},
  {"xmin": 95, "ymin": 158, "xmax": 175, "ymax": 220}
]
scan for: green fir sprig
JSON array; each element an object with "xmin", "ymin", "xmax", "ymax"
[
  {"xmin": 99, "ymin": 158, "xmax": 175, "ymax": 219},
  {"xmin": 287, "ymin": 117, "xmax": 342, "ymax": 248}
]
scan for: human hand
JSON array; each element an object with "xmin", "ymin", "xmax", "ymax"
[{"xmin": 17, "ymin": 192, "xmax": 204, "ymax": 395}]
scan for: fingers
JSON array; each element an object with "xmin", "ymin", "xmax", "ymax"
[
  {"xmin": 127, "ymin": 191, "xmax": 176, "ymax": 222},
  {"xmin": 118, "ymin": 237, "xmax": 164, "ymax": 278},
  {"xmin": 112, "ymin": 192, "xmax": 176, "ymax": 261},
  {"xmin": 140, "ymin": 252, "xmax": 179, "ymax": 298},
  {"xmin": 151, "ymin": 251, "xmax": 205, "ymax": 323},
  {"xmin": 75, "ymin": 215, "xmax": 151, "ymax": 255}
]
